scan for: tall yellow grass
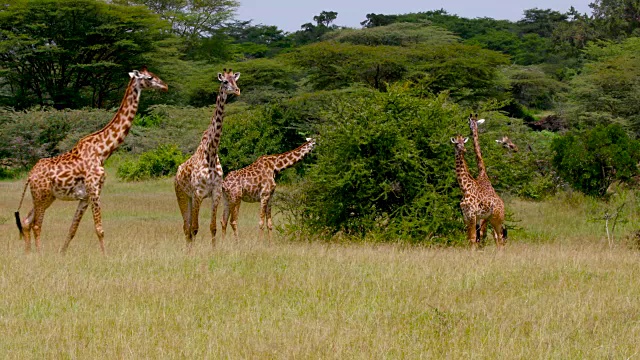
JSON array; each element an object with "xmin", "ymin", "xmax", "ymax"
[{"xmin": 1, "ymin": 176, "xmax": 639, "ymax": 358}]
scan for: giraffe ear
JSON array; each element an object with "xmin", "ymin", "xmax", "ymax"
[
  {"xmin": 233, "ymin": 72, "xmax": 240, "ymax": 81},
  {"xmin": 129, "ymin": 70, "xmax": 141, "ymax": 78},
  {"xmin": 463, "ymin": 137, "xmax": 469, "ymax": 143},
  {"xmin": 495, "ymin": 139, "xmax": 502, "ymax": 144},
  {"xmin": 477, "ymin": 119, "xmax": 485, "ymax": 124},
  {"xmin": 217, "ymin": 73, "xmax": 224, "ymax": 82},
  {"xmin": 450, "ymin": 137, "xmax": 456, "ymax": 143}
]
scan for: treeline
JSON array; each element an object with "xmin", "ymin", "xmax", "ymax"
[{"xmin": 2, "ymin": 0, "xmax": 640, "ymax": 241}]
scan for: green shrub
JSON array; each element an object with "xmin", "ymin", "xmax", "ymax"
[
  {"xmin": 280, "ymin": 87, "xmax": 468, "ymax": 243},
  {"xmin": 552, "ymin": 124, "xmax": 640, "ymax": 197},
  {"xmin": 116, "ymin": 145, "xmax": 187, "ymax": 181},
  {"xmin": 0, "ymin": 107, "xmax": 112, "ymax": 168}
]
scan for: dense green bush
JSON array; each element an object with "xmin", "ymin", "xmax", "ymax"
[
  {"xmin": 565, "ymin": 38, "xmax": 640, "ymax": 134},
  {"xmin": 0, "ymin": 108, "xmax": 112, "ymax": 171},
  {"xmin": 552, "ymin": 124, "xmax": 640, "ymax": 197},
  {"xmin": 474, "ymin": 117, "xmax": 558, "ymax": 199},
  {"xmin": 116, "ymin": 144, "xmax": 187, "ymax": 181},
  {"xmin": 281, "ymin": 87, "xmax": 468, "ymax": 243},
  {"xmin": 323, "ymin": 23, "xmax": 459, "ymax": 46}
]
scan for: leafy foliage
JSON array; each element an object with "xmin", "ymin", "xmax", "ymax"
[
  {"xmin": 116, "ymin": 144, "xmax": 187, "ymax": 181},
  {"xmin": 282, "ymin": 87, "xmax": 467, "ymax": 242},
  {"xmin": 566, "ymin": 38, "xmax": 640, "ymax": 134},
  {"xmin": 0, "ymin": 107, "xmax": 111, "ymax": 170},
  {"xmin": 0, "ymin": 0, "xmax": 167, "ymax": 109},
  {"xmin": 552, "ymin": 124, "xmax": 640, "ymax": 197},
  {"xmin": 115, "ymin": 0, "xmax": 239, "ymax": 57},
  {"xmin": 324, "ymin": 23, "xmax": 459, "ymax": 46}
]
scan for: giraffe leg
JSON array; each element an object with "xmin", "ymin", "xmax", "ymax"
[
  {"xmin": 210, "ymin": 188, "xmax": 222, "ymax": 248},
  {"xmin": 188, "ymin": 196, "xmax": 202, "ymax": 250},
  {"xmin": 84, "ymin": 172, "xmax": 107, "ymax": 254},
  {"xmin": 478, "ymin": 219, "xmax": 489, "ymax": 245},
  {"xmin": 259, "ymin": 196, "xmax": 269, "ymax": 242},
  {"xmin": 466, "ymin": 218, "xmax": 478, "ymax": 250},
  {"xmin": 230, "ymin": 201, "xmax": 240, "ymax": 241},
  {"xmin": 31, "ymin": 196, "xmax": 54, "ymax": 253},
  {"xmin": 88, "ymin": 194, "xmax": 105, "ymax": 254},
  {"xmin": 60, "ymin": 200, "xmax": 89, "ymax": 254},
  {"xmin": 175, "ymin": 187, "xmax": 192, "ymax": 243},
  {"xmin": 21, "ymin": 209, "xmax": 35, "ymax": 253},
  {"xmin": 266, "ymin": 196, "xmax": 274, "ymax": 244},
  {"xmin": 490, "ymin": 217, "xmax": 505, "ymax": 249},
  {"xmin": 220, "ymin": 193, "xmax": 229, "ymax": 239}
]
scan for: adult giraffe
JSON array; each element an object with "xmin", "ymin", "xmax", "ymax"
[
  {"xmin": 15, "ymin": 67, "xmax": 168, "ymax": 253},
  {"xmin": 467, "ymin": 114, "xmax": 508, "ymax": 245},
  {"xmin": 174, "ymin": 69, "xmax": 240, "ymax": 250},
  {"xmin": 450, "ymin": 135, "xmax": 506, "ymax": 250}
]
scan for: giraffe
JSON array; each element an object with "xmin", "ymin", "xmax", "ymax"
[
  {"xmin": 221, "ymin": 138, "xmax": 316, "ymax": 242},
  {"xmin": 174, "ymin": 69, "xmax": 240, "ymax": 250},
  {"xmin": 467, "ymin": 114, "xmax": 508, "ymax": 245},
  {"xmin": 495, "ymin": 136, "xmax": 519, "ymax": 152},
  {"xmin": 14, "ymin": 67, "xmax": 168, "ymax": 254},
  {"xmin": 450, "ymin": 135, "xmax": 505, "ymax": 250}
]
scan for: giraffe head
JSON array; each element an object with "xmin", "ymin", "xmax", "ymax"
[
  {"xmin": 128, "ymin": 66, "xmax": 168, "ymax": 92},
  {"xmin": 450, "ymin": 135, "xmax": 469, "ymax": 154},
  {"xmin": 468, "ymin": 113, "xmax": 485, "ymax": 133},
  {"xmin": 495, "ymin": 136, "xmax": 519, "ymax": 152},
  {"xmin": 306, "ymin": 137, "xmax": 316, "ymax": 147},
  {"xmin": 217, "ymin": 69, "xmax": 241, "ymax": 96}
]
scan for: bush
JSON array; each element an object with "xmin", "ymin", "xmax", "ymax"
[
  {"xmin": 0, "ymin": 107, "xmax": 112, "ymax": 169},
  {"xmin": 280, "ymin": 87, "xmax": 468, "ymax": 243},
  {"xmin": 116, "ymin": 145, "xmax": 187, "ymax": 181},
  {"xmin": 552, "ymin": 124, "xmax": 640, "ymax": 197},
  {"xmin": 478, "ymin": 119, "xmax": 558, "ymax": 199}
]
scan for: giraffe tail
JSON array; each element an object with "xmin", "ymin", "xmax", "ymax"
[{"xmin": 15, "ymin": 179, "xmax": 29, "ymax": 239}]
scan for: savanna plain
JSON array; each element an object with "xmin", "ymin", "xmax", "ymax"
[{"xmin": 1, "ymin": 172, "xmax": 640, "ymax": 359}]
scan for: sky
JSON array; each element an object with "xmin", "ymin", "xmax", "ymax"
[{"xmin": 235, "ymin": 0, "xmax": 593, "ymax": 32}]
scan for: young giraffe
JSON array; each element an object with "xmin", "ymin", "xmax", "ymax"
[
  {"xmin": 14, "ymin": 67, "xmax": 168, "ymax": 254},
  {"xmin": 221, "ymin": 138, "xmax": 316, "ymax": 242},
  {"xmin": 495, "ymin": 136, "xmax": 518, "ymax": 152},
  {"xmin": 450, "ymin": 135, "xmax": 505, "ymax": 249},
  {"xmin": 468, "ymin": 114, "xmax": 508, "ymax": 244},
  {"xmin": 174, "ymin": 69, "xmax": 240, "ymax": 250}
]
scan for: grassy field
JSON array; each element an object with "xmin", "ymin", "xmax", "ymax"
[{"xmin": 1, "ymin": 174, "xmax": 640, "ymax": 358}]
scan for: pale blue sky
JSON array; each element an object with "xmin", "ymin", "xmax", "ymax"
[{"xmin": 235, "ymin": 0, "xmax": 593, "ymax": 32}]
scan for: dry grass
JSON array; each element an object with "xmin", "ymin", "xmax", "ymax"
[{"xmin": 1, "ymin": 175, "xmax": 640, "ymax": 358}]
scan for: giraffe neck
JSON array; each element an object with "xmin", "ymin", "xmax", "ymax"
[
  {"xmin": 201, "ymin": 87, "xmax": 228, "ymax": 169},
  {"xmin": 90, "ymin": 78, "xmax": 141, "ymax": 163},
  {"xmin": 471, "ymin": 124, "xmax": 487, "ymax": 179},
  {"xmin": 273, "ymin": 141, "xmax": 315, "ymax": 172},
  {"xmin": 454, "ymin": 151, "xmax": 475, "ymax": 194}
]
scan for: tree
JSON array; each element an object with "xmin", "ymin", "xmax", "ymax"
[
  {"xmin": 115, "ymin": 0, "xmax": 239, "ymax": 55},
  {"xmin": 290, "ymin": 11, "xmax": 339, "ymax": 45},
  {"xmin": 0, "ymin": 0, "xmax": 167, "ymax": 109},
  {"xmin": 566, "ymin": 38, "xmax": 640, "ymax": 135},
  {"xmin": 552, "ymin": 124, "xmax": 640, "ymax": 197},
  {"xmin": 590, "ymin": 0, "xmax": 640, "ymax": 38},
  {"xmin": 517, "ymin": 8, "xmax": 568, "ymax": 38},
  {"xmin": 313, "ymin": 11, "xmax": 338, "ymax": 27}
]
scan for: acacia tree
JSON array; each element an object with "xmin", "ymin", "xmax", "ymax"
[
  {"xmin": 0, "ymin": 0, "xmax": 167, "ymax": 109},
  {"xmin": 116, "ymin": 0, "xmax": 238, "ymax": 55}
]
